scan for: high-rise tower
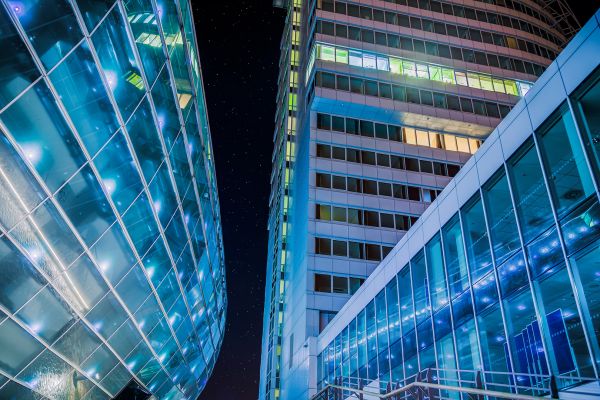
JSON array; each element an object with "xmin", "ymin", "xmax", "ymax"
[
  {"xmin": 260, "ymin": 1, "xmax": 580, "ymax": 399},
  {"xmin": 0, "ymin": 1, "xmax": 226, "ymax": 399}
]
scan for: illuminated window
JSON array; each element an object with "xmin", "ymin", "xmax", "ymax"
[
  {"xmin": 362, "ymin": 53, "xmax": 376, "ymax": 69},
  {"xmin": 390, "ymin": 58, "xmax": 402, "ymax": 74},
  {"xmin": 335, "ymin": 48, "xmax": 348, "ymax": 64},
  {"xmin": 455, "ymin": 72, "xmax": 468, "ymax": 86}
]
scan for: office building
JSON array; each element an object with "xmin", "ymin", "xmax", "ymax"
[
  {"xmin": 260, "ymin": 0, "xmax": 580, "ymax": 399},
  {"xmin": 0, "ymin": 0, "xmax": 226, "ymax": 399},
  {"xmin": 317, "ymin": 7, "xmax": 600, "ymax": 399}
]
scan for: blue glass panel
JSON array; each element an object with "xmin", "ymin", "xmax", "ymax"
[
  {"xmin": 461, "ymin": 194, "xmax": 493, "ymax": 283},
  {"xmin": 442, "ymin": 215, "xmax": 469, "ymax": 298},
  {"xmin": 80, "ymin": 344, "xmax": 119, "ymax": 381},
  {"xmin": 497, "ymin": 251, "xmax": 529, "ymax": 297},
  {"xmin": 115, "ymin": 264, "xmax": 151, "ymax": 313},
  {"xmin": 148, "ymin": 163, "xmax": 178, "ymax": 227},
  {"xmin": 508, "ymin": 139, "xmax": 554, "ymax": 243},
  {"xmin": 122, "ymin": 193, "xmax": 160, "ymax": 256},
  {"xmin": 126, "ymin": 97, "xmax": 163, "ymax": 182},
  {"xmin": 90, "ymin": 222, "xmax": 137, "ymax": 286},
  {"xmin": 526, "ymin": 225, "xmax": 564, "ymax": 278},
  {"xmin": 561, "ymin": 198, "xmax": 600, "ymax": 256},
  {"xmin": 94, "ymin": 131, "xmax": 144, "ymax": 213},
  {"xmin": 56, "ymin": 165, "xmax": 114, "ymax": 245},
  {"xmin": 411, "ymin": 251, "xmax": 430, "ymax": 325},
  {"xmin": 425, "ymin": 234, "xmax": 448, "ymax": 310},
  {"xmin": 0, "ymin": 6, "xmax": 40, "ymax": 109},
  {"xmin": 123, "ymin": 0, "xmax": 166, "ymax": 85},
  {"xmin": 18, "ymin": 349, "xmax": 73, "ymax": 398},
  {"xmin": 74, "ymin": 0, "xmax": 116, "ymax": 31},
  {"xmin": 9, "ymin": 0, "xmax": 82, "ymax": 69},
  {"xmin": 92, "ymin": 7, "xmax": 144, "ymax": 120},
  {"xmin": 1, "ymin": 80, "xmax": 86, "ymax": 192},
  {"xmin": 0, "ymin": 317, "xmax": 43, "ymax": 375},
  {"xmin": 537, "ymin": 106, "xmax": 595, "ymax": 217},
  {"xmin": 143, "ymin": 239, "xmax": 171, "ymax": 287},
  {"xmin": 151, "ymin": 66, "xmax": 180, "ymax": 149},
  {"xmin": 17, "ymin": 287, "xmax": 75, "ymax": 343},
  {"xmin": 54, "ymin": 320, "xmax": 102, "ymax": 365},
  {"xmin": 482, "ymin": 170, "xmax": 521, "ymax": 265},
  {"xmin": 473, "ymin": 271, "xmax": 498, "ymax": 313},
  {"xmin": 85, "ymin": 292, "xmax": 128, "ymax": 339},
  {"xmin": 0, "ymin": 235, "xmax": 46, "ymax": 313},
  {"xmin": 50, "ymin": 41, "xmax": 119, "ymax": 156}
]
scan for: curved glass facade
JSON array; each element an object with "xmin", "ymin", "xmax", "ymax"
[
  {"xmin": 0, "ymin": 1, "xmax": 226, "ymax": 399},
  {"xmin": 317, "ymin": 13, "xmax": 600, "ymax": 396}
]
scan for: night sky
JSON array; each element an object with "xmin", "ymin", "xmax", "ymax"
[{"xmin": 191, "ymin": 2, "xmax": 598, "ymax": 399}]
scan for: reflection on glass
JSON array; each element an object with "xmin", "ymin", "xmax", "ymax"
[
  {"xmin": 537, "ymin": 106, "xmax": 595, "ymax": 216},
  {"xmin": 92, "ymin": 7, "xmax": 144, "ymax": 120},
  {"xmin": 93, "ymin": 131, "xmax": 144, "ymax": 214},
  {"xmin": 508, "ymin": 139, "xmax": 554, "ymax": 243},
  {"xmin": 482, "ymin": 170, "xmax": 521, "ymax": 265},
  {"xmin": 461, "ymin": 194, "xmax": 493, "ymax": 283},
  {"xmin": 574, "ymin": 75, "xmax": 600, "ymax": 181},
  {"xmin": 9, "ymin": 0, "xmax": 83, "ymax": 69},
  {"xmin": 1, "ymin": 80, "xmax": 86, "ymax": 193},
  {"xmin": 123, "ymin": 0, "xmax": 166, "ymax": 85},
  {"xmin": 0, "ymin": 7, "xmax": 40, "ymax": 109},
  {"xmin": 56, "ymin": 165, "xmax": 114, "ymax": 246},
  {"xmin": 51, "ymin": 42, "xmax": 119, "ymax": 157}
]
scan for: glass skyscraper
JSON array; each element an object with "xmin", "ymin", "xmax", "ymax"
[
  {"xmin": 260, "ymin": 0, "xmax": 580, "ymax": 399},
  {"xmin": 316, "ymin": 9, "xmax": 600, "ymax": 398},
  {"xmin": 0, "ymin": 1, "xmax": 226, "ymax": 399}
]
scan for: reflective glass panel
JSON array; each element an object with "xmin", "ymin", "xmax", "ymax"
[
  {"xmin": 56, "ymin": 165, "xmax": 115, "ymax": 246},
  {"xmin": 425, "ymin": 234, "xmax": 448, "ymax": 310},
  {"xmin": 574, "ymin": 74, "xmax": 600, "ymax": 181},
  {"xmin": 508, "ymin": 140, "xmax": 554, "ymax": 243},
  {"xmin": 1, "ymin": 80, "xmax": 86, "ymax": 192},
  {"xmin": 50, "ymin": 41, "xmax": 119, "ymax": 156},
  {"xmin": 482, "ymin": 170, "xmax": 521, "ymax": 265},
  {"xmin": 442, "ymin": 215, "xmax": 469, "ymax": 298},
  {"xmin": 461, "ymin": 194, "xmax": 493, "ymax": 283},
  {"xmin": 10, "ymin": 0, "xmax": 83, "ymax": 69},
  {"xmin": 537, "ymin": 106, "xmax": 595, "ymax": 216},
  {"xmin": 126, "ymin": 97, "xmax": 163, "ymax": 182},
  {"xmin": 534, "ymin": 265, "xmax": 594, "ymax": 378},
  {"xmin": 93, "ymin": 131, "xmax": 144, "ymax": 214},
  {"xmin": 75, "ymin": 0, "xmax": 116, "ymax": 31},
  {"xmin": 92, "ymin": 7, "xmax": 145, "ymax": 120},
  {"xmin": 123, "ymin": 0, "xmax": 167, "ymax": 86},
  {"xmin": 0, "ymin": 6, "xmax": 40, "ymax": 109}
]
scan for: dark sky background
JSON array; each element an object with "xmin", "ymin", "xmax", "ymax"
[{"xmin": 192, "ymin": 2, "xmax": 598, "ymax": 399}]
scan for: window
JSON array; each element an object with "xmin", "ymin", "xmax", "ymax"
[
  {"xmin": 332, "ymin": 206, "xmax": 346, "ymax": 222},
  {"xmin": 315, "ymin": 274, "xmax": 332, "ymax": 292},
  {"xmin": 332, "ymin": 146, "xmax": 345, "ymax": 160},
  {"xmin": 366, "ymin": 244, "xmax": 381, "ymax": 261},
  {"xmin": 380, "ymin": 213, "xmax": 395, "ymax": 228},
  {"xmin": 364, "ymin": 211, "xmax": 379, "ymax": 227},
  {"xmin": 333, "ymin": 240, "xmax": 348, "ymax": 256},
  {"xmin": 332, "ymin": 175, "xmax": 346, "ymax": 190},
  {"xmin": 316, "ymin": 143, "xmax": 331, "ymax": 158},
  {"xmin": 537, "ymin": 106, "xmax": 595, "ymax": 217},
  {"xmin": 315, "ymin": 238, "xmax": 332, "ymax": 255},
  {"xmin": 316, "ymin": 204, "xmax": 332, "ymax": 220},
  {"xmin": 333, "ymin": 276, "xmax": 349, "ymax": 293},
  {"xmin": 316, "ymin": 173, "xmax": 331, "ymax": 188},
  {"xmin": 350, "ymin": 277, "xmax": 364, "ymax": 294}
]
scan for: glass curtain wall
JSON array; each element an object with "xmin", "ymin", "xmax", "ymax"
[{"xmin": 318, "ymin": 70, "xmax": 600, "ymax": 394}]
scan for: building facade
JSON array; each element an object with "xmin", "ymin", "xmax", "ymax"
[
  {"xmin": 317, "ymin": 8, "xmax": 600, "ymax": 398},
  {"xmin": 0, "ymin": 1, "xmax": 226, "ymax": 399},
  {"xmin": 260, "ymin": 0, "xmax": 579, "ymax": 399}
]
